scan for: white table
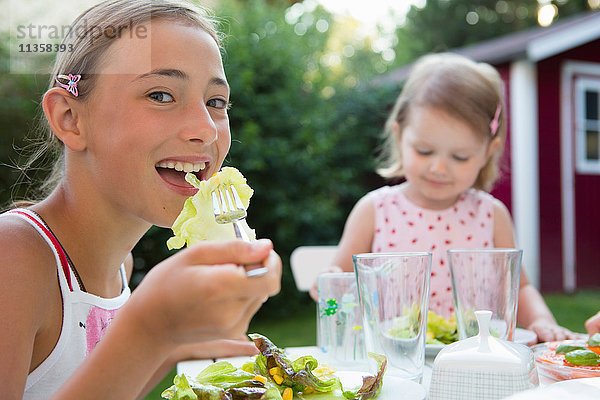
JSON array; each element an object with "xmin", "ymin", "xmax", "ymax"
[{"xmin": 177, "ymin": 346, "xmax": 434, "ymax": 397}]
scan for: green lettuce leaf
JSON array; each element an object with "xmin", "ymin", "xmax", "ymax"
[
  {"xmin": 555, "ymin": 344, "xmax": 587, "ymax": 354},
  {"xmin": 161, "ymin": 374, "xmax": 201, "ymax": 400},
  {"xmin": 427, "ymin": 310, "xmax": 458, "ymax": 345},
  {"xmin": 194, "ymin": 361, "xmax": 260, "ymax": 389},
  {"xmin": 167, "ymin": 167, "xmax": 255, "ymax": 250},
  {"xmin": 565, "ymin": 349, "xmax": 600, "ymax": 366},
  {"xmin": 342, "ymin": 353, "xmax": 387, "ymax": 400}
]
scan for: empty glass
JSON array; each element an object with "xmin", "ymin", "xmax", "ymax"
[
  {"xmin": 353, "ymin": 252, "xmax": 431, "ymax": 382},
  {"xmin": 317, "ymin": 272, "xmax": 366, "ymax": 369},
  {"xmin": 448, "ymin": 248, "xmax": 523, "ymax": 341}
]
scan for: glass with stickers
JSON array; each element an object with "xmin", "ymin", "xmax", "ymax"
[
  {"xmin": 448, "ymin": 248, "xmax": 522, "ymax": 341},
  {"xmin": 353, "ymin": 252, "xmax": 432, "ymax": 383},
  {"xmin": 317, "ymin": 272, "xmax": 367, "ymax": 369}
]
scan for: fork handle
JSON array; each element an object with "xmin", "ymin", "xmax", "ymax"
[
  {"xmin": 232, "ymin": 220, "xmax": 250, "ymax": 242},
  {"xmin": 232, "ymin": 221, "xmax": 268, "ymax": 278}
]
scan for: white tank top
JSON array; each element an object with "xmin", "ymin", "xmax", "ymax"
[{"xmin": 3, "ymin": 209, "xmax": 131, "ymax": 399}]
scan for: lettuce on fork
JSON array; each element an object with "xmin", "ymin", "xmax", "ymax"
[{"xmin": 167, "ymin": 167, "xmax": 255, "ymax": 250}]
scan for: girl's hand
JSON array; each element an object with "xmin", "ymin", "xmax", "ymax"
[
  {"xmin": 127, "ymin": 238, "xmax": 281, "ymax": 347},
  {"xmin": 309, "ymin": 265, "xmax": 343, "ymax": 302},
  {"xmin": 585, "ymin": 311, "xmax": 600, "ymax": 336},
  {"xmin": 526, "ymin": 319, "xmax": 584, "ymax": 342}
]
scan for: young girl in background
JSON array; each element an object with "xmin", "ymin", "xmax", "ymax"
[
  {"xmin": 0, "ymin": 1, "xmax": 281, "ymax": 399},
  {"xmin": 316, "ymin": 53, "xmax": 576, "ymax": 343}
]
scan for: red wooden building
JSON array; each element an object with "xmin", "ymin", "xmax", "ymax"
[{"xmin": 380, "ymin": 11, "xmax": 600, "ymax": 292}]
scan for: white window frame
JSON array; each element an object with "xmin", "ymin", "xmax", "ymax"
[{"xmin": 574, "ymin": 76, "xmax": 600, "ymax": 174}]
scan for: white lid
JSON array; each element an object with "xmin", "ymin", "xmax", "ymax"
[{"xmin": 433, "ymin": 310, "xmax": 533, "ymax": 372}]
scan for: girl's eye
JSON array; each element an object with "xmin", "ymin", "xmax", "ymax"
[
  {"xmin": 207, "ymin": 98, "xmax": 230, "ymax": 110},
  {"xmin": 416, "ymin": 149, "xmax": 433, "ymax": 156},
  {"xmin": 148, "ymin": 91, "xmax": 174, "ymax": 103},
  {"xmin": 453, "ymin": 155, "xmax": 469, "ymax": 162}
]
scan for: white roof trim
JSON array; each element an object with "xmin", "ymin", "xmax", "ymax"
[{"xmin": 528, "ymin": 18, "xmax": 600, "ymax": 61}]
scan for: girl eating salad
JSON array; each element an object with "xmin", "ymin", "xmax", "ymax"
[{"xmin": 0, "ymin": 1, "xmax": 281, "ymax": 399}]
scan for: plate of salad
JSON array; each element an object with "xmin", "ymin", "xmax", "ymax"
[{"xmin": 162, "ymin": 334, "xmax": 425, "ymax": 400}]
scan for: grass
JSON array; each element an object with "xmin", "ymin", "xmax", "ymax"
[
  {"xmin": 144, "ymin": 289, "xmax": 599, "ymax": 399},
  {"xmin": 542, "ymin": 289, "xmax": 600, "ymax": 333}
]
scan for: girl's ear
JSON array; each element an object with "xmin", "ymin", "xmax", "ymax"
[
  {"xmin": 393, "ymin": 121, "xmax": 401, "ymax": 137},
  {"xmin": 42, "ymin": 88, "xmax": 86, "ymax": 151},
  {"xmin": 486, "ymin": 136, "xmax": 502, "ymax": 160}
]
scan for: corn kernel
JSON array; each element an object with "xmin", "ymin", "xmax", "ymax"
[
  {"xmin": 269, "ymin": 366, "xmax": 283, "ymax": 376},
  {"xmin": 253, "ymin": 375, "xmax": 267, "ymax": 385},
  {"xmin": 282, "ymin": 387, "xmax": 293, "ymax": 400},
  {"xmin": 273, "ymin": 374, "xmax": 284, "ymax": 385}
]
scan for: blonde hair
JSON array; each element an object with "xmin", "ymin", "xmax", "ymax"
[
  {"xmin": 377, "ymin": 52, "xmax": 507, "ymax": 192},
  {"xmin": 16, "ymin": 0, "xmax": 221, "ymax": 203}
]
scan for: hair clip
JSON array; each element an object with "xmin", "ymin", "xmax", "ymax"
[
  {"xmin": 489, "ymin": 103, "xmax": 501, "ymax": 136},
  {"xmin": 55, "ymin": 74, "xmax": 81, "ymax": 97}
]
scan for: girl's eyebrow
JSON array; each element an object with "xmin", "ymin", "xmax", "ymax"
[
  {"xmin": 131, "ymin": 69, "xmax": 229, "ymax": 90},
  {"xmin": 133, "ymin": 68, "xmax": 188, "ymax": 82}
]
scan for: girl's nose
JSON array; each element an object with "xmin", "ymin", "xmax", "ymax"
[
  {"xmin": 429, "ymin": 156, "xmax": 449, "ymax": 174},
  {"xmin": 178, "ymin": 104, "xmax": 218, "ymax": 144}
]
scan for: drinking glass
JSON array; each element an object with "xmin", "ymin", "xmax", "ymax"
[
  {"xmin": 353, "ymin": 252, "xmax": 431, "ymax": 382},
  {"xmin": 317, "ymin": 272, "xmax": 366, "ymax": 369},
  {"xmin": 448, "ymin": 248, "xmax": 522, "ymax": 341}
]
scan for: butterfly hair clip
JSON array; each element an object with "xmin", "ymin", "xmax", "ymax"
[{"xmin": 55, "ymin": 74, "xmax": 81, "ymax": 97}]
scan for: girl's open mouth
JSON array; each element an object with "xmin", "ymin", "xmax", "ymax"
[{"xmin": 155, "ymin": 160, "xmax": 208, "ymax": 189}]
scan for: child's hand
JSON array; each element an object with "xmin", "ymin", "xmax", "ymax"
[
  {"xmin": 585, "ymin": 311, "xmax": 600, "ymax": 336},
  {"xmin": 309, "ymin": 265, "xmax": 343, "ymax": 302},
  {"xmin": 526, "ymin": 319, "xmax": 584, "ymax": 342},
  {"xmin": 127, "ymin": 239, "xmax": 281, "ymax": 347}
]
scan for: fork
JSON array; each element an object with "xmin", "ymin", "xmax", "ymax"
[{"xmin": 212, "ymin": 185, "xmax": 268, "ymax": 277}]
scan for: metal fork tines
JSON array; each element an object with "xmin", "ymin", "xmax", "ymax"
[
  {"xmin": 212, "ymin": 185, "xmax": 246, "ymax": 222},
  {"xmin": 211, "ymin": 184, "xmax": 268, "ymax": 277}
]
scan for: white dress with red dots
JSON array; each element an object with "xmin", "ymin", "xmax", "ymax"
[
  {"xmin": 2, "ymin": 209, "xmax": 130, "ymax": 400},
  {"xmin": 370, "ymin": 184, "xmax": 494, "ymax": 318}
]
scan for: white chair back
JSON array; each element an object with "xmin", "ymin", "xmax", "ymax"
[{"xmin": 290, "ymin": 245, "xmax": 338, "ymax": 291}]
